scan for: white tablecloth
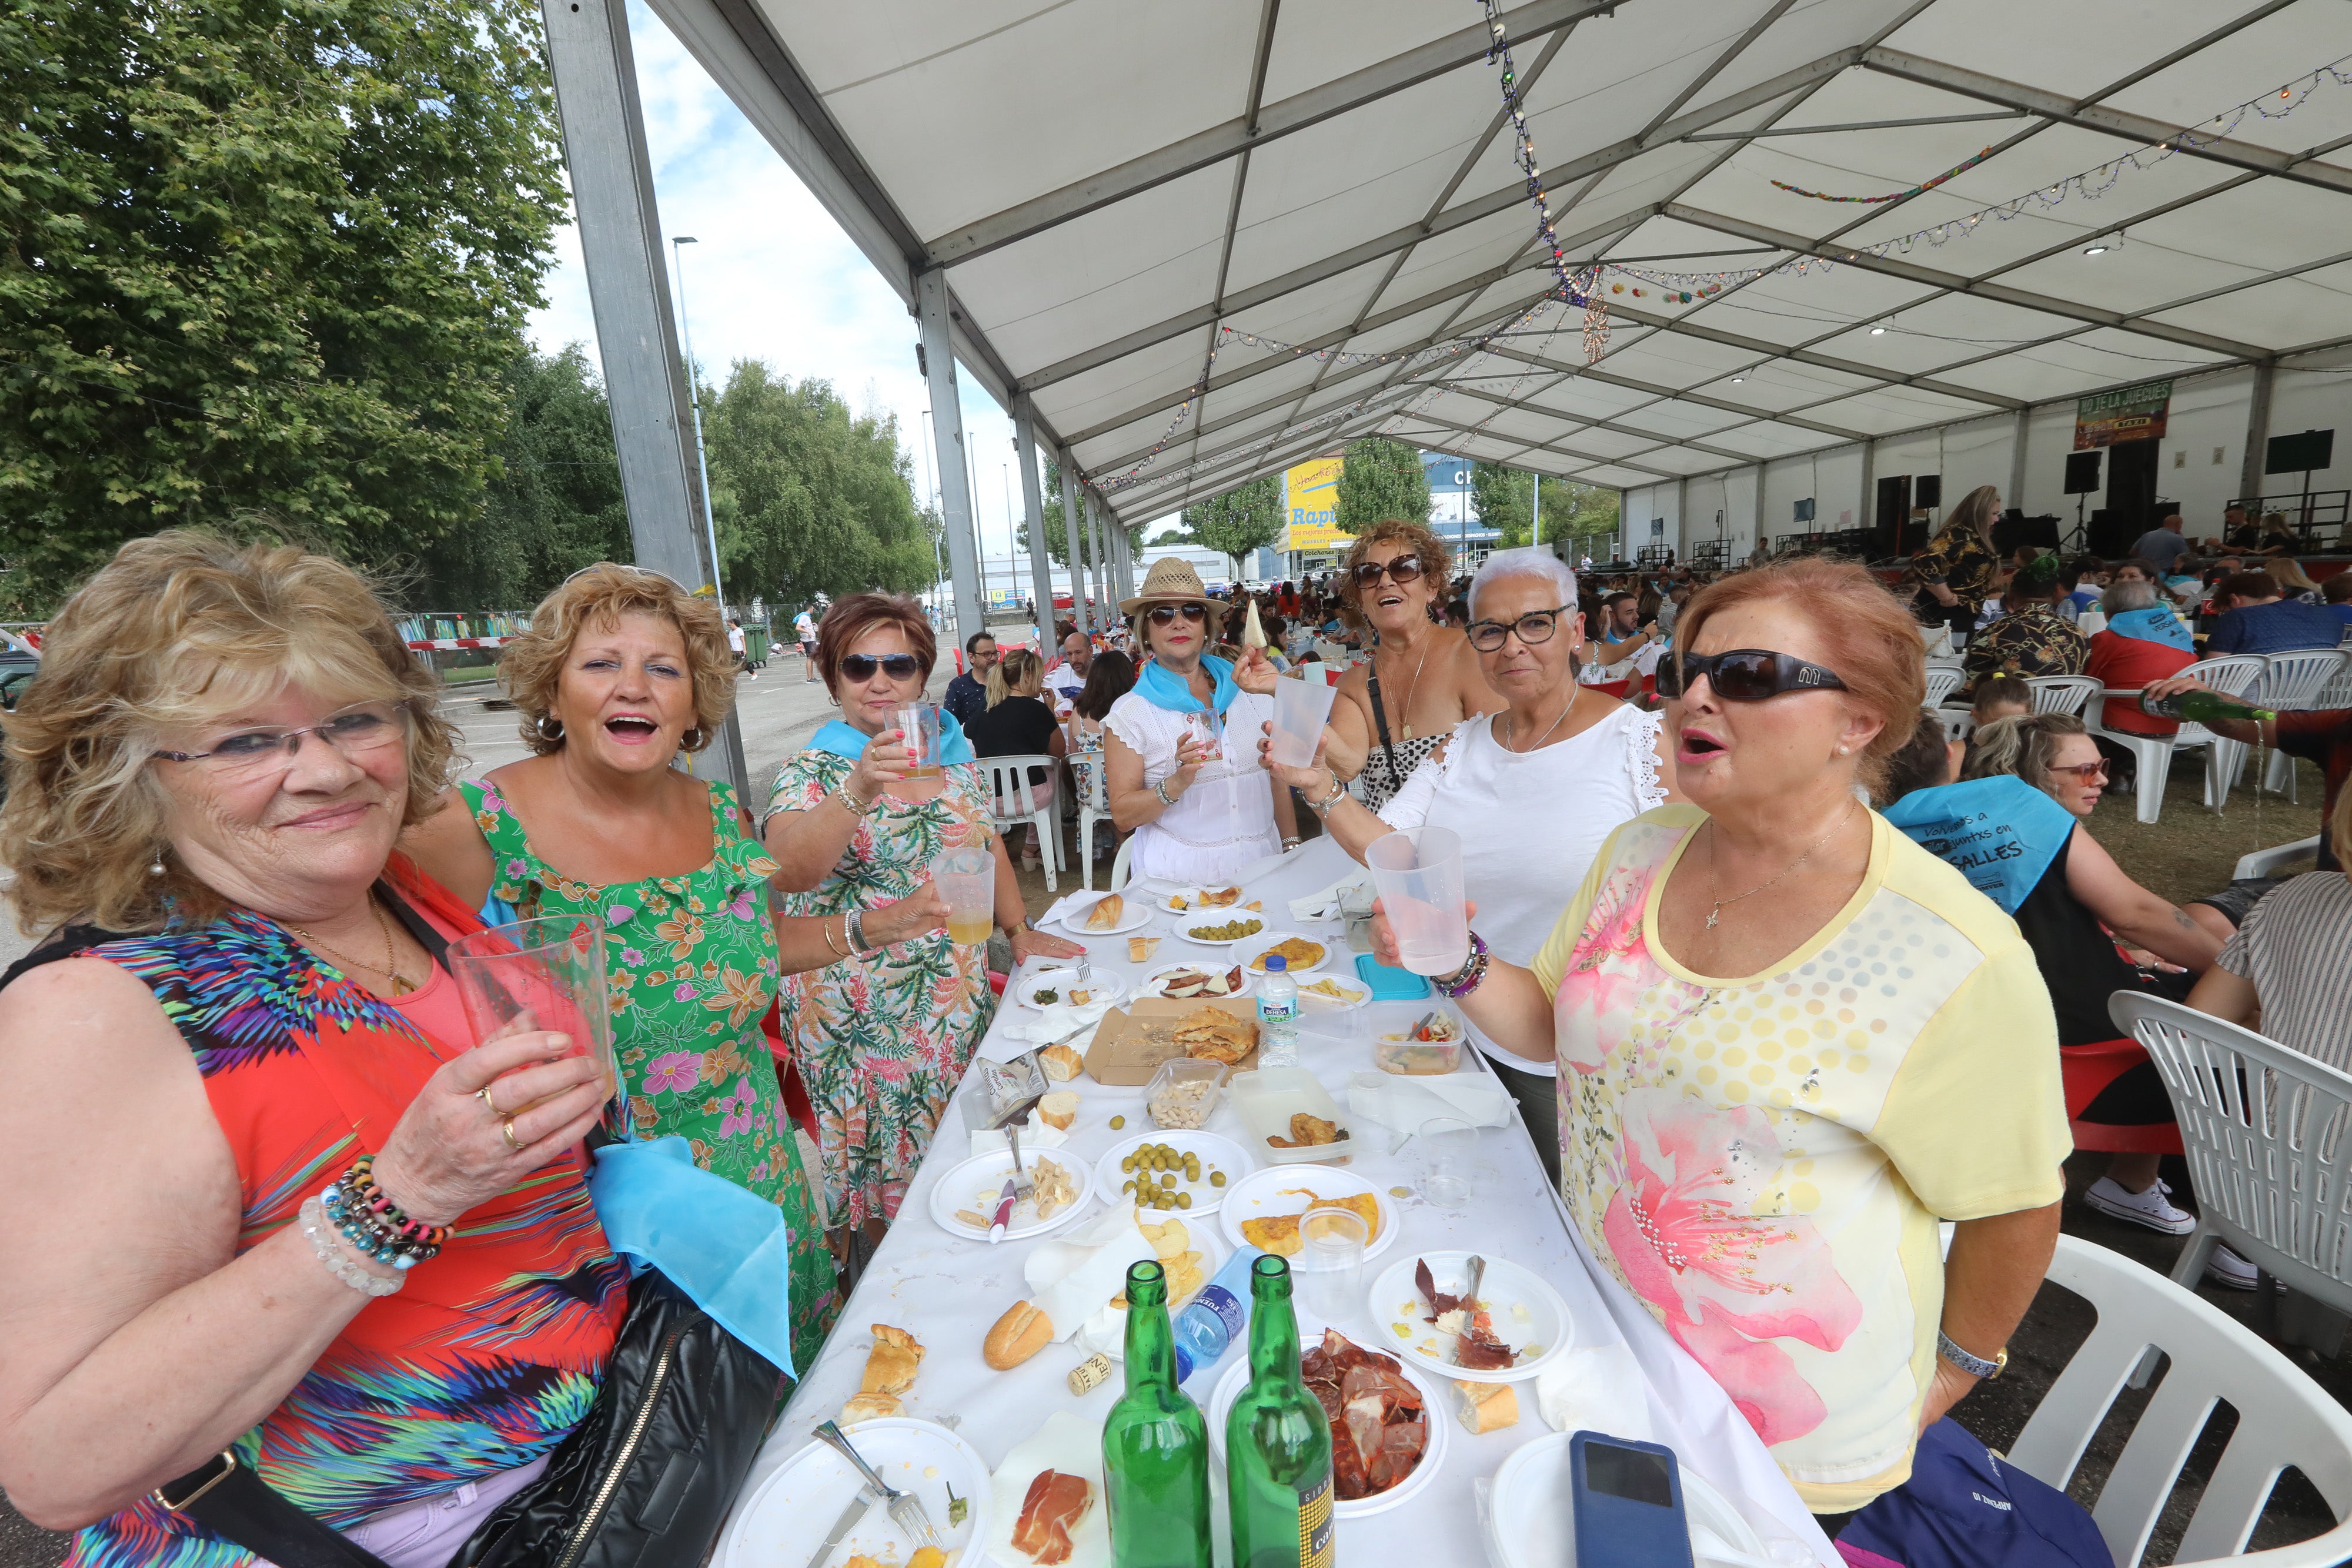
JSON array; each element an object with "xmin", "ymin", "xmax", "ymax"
[{"xmin": 733, "ymin": 837, "xmax": 1839, "ymax": 1568}]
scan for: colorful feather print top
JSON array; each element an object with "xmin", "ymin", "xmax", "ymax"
[{"xmin": 64, "ymin": 908, "xmax": 627, "ymax": 1568}]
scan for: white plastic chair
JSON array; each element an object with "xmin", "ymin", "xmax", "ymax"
[
  {"xmin": 2109, "ymin": 994, "xmax": 2352, "ymax": 1318},
  {"xmin": 1922, "ymin": 666, "xmax": 1962, "ymax": 708},
  {"xmin": 1070, "ymin": 751, "xmax": 1115, "ymax": 891},
  {"xmin": 1107, "ymin": 833, "xmax": 1135, "ymax": 894},
  {"xmin": 2027, "ymin": 674, "xmax": 2103, "ymax": 716},
  {"xmin": 2089, "ymin": 654, "xmax": 2267, "ymax": 824},
  {"xmin": 981, "ymin": 754, "xmax": 1060, "ymax": 892},
  {"xmin": 2234, "ymin": 837, "xmax": 2321, "ymax": 880},
  {"xmin": 2250, "ymin": 650, "xmax": 2351, "ymax": 803},
  {"xmin": 2005, "ymin": 1233, "xmax": 2352, "ymax": 1566}
]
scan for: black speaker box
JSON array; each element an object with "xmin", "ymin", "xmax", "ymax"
[
  {"xmin": 2064, "ymin": 451, "xmax": 2102, "ymax": 494},
  {"xmin": 1914, "ymin": 474, "xmax": 1942, "ymax": 509}
]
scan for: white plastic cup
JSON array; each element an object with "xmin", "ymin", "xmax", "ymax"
[
  {"xmin": 1416, "ymin": 1116, "xmax": 1480, "ymax": 1212},
  {"xmin": 931, "ymin": 847, "xmax": 995, "ymax": 947},
  {"xmin": 1366, "ymin": 825, "xmax": 1469, "ymax": 976},
  {"xmin": 1293, "ymin": 1206, "xmax": 1369, "ymax": 1328},
  {"xmin": 1269, "ymin": 673, "xmax": 1339, "ymax": 769}
]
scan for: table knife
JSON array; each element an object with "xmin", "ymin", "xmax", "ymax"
[{"xmin": 803, "ymin": 1486, "xmax": 876, "ymax": 1568}]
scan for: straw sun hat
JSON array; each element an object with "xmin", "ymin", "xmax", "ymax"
[{"xmin": 1120, "ymin": 556, "xmax": 1211, "ymax": 616}]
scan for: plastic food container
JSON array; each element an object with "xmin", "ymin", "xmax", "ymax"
[
  {"xmin": 1226, "ymin": 1065, "xmax": 1355, "ymax": 1165},
  {"xmin": 1144, "ymin": 1058, "xmax": 1227, "ymax": 1131},
  {"xmin": 1369, "ymin": 1002, "xmax": 1466, "ymax": 1075}
]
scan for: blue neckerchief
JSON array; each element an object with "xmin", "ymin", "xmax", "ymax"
[
  {"xmin": 2107, "ymin": 606, "xmax": 2193, "ymax": 651},
  {"xmin": 1134, "ymin": 653, "xmax": 1239, "ymax": 716},
  {"xmin": 589, "ymin": 1136, "xmax": 794, "ymax": 1376},
  {"xmin": 808, "ymin": 710, "xmax": 974, "ymax": 765},
  {"xmin": 1885, "ymin": 776, "xmax": 2076, "ymax": 915}
]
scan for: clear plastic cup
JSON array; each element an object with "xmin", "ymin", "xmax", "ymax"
[
  {"xmin": 1293, "ymin": 1206, "xmax": 1369, "ymax": 1329},
  {"xmin": 931, "ymin": 846, "xmax": 995, "ymax": 947},
  {"xmin": 897, "ymin": 703, "xmax": 944, "ymax": 778},
  {"xmin": 1416, "ymin": 1116, "xmax": 1481, "ymax": 1212},
  {"xmin": 447, "ymin": 915, "xmax": 627, "ymax": 1138},
  {"xmin": 1268, "ymin": 673, "xmax": 1339, "ymax": 769},
  {"xmin": 1366, "ymin": 825, "xmax": 1469, "ymax": 976},
  {"xmin": 1182, "ymin": 708, "xmax": 1223, "ymax": 762}
]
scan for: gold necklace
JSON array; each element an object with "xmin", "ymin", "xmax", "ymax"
[
  {"xmin": 1702, "ymin": 801, "xmax": 1856, "ymax": 930},
  {"xmin": 1382, "ymin": 632, "xmax": 1435, "ymax": 742},
  {"xmin": 286, "ymin": 897, "xmax": 414, "ymax": 995}
]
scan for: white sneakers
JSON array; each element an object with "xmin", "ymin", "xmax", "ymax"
[
  {"xmin": 2084, "ymin": 1175, "xmax": 2196, "ymax": 1236},
  {"xmin": 2204, "ymin": 1244, "xmax": 2263, "ymax": 1291}
]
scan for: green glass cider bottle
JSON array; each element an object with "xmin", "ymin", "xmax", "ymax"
[
  {"xmin": 1224, "ymin": 1254, "xmax": 1335, "ymax": 1568},
  {"xmin": 1102, "ymin": 1259, "xmax": 1211, "ymax": 1567}
]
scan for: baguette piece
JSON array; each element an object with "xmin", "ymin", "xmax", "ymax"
[
  {"xmin": 985, "ymin": 1300, "xmax": 1054, "ymax": 1369},
  {"xmin": 1037, "ymin": 1089, "xmax": 1079, "ymax": 1131},
  {"xmin": 1039, "ymin": 1042, "xmax": 1083, "ymax": 1082},
  {"xmin": 1454, "ymin": 1379, "xmax": 1519, "ymax": 1433},
  {"xmin": 1084, "ymin": 893, "xmax": 1125, "ymax": 931},
  {"xmin": 1128, "ymin": 935, "xmax": 1161, "ymax": 962}
]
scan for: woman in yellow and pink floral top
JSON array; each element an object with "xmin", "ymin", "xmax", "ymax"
[{"xmin": 1381, "ymin": 560, "xmax": 2069, "ymax": 1531}]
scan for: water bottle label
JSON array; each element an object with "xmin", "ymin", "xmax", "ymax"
[
  {"xmin": 1297, "ymin": 1472, "xmax": 1335, "ymax": 1568},
  {"xmin": 1195, "ymin": 1283, "xmax": 1247, "ymax": 1340},
  {"xmin": 1258, "ymin": 1000, "xmax": 1295, "ymax": 1024}
]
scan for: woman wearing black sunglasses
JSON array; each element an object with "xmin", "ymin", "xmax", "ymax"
[
  {"xmin": 1237, "ymin": 520, "xmax": 1498, "ymax": 814},
  {"xmin": 1374, "ymin": 561, "xmax": 2070, "ymax": 1532}
]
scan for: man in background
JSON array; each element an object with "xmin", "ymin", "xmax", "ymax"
[
  {"xmin": 794, "ymin": 604, "xmax": 820, "ymax": 680},
  {"xmin": 1045, "ymin": 630, "xmax": 1092, "ymax": 707},
  {"xmin": 2206, "ymin": 571, "xmax": 2344, "ymax": 657},
  {"xmin": 2129, "ymin": 511, "xmax": 2195, "ymax": 575},
  {"xmin": 945, "ymin": 631, "xmax": 998, "ymax": 726}
]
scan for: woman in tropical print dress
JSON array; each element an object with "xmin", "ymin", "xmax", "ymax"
[
  {"xmin": 766, "ymin": 594, "xmax": 1084, "ymax": 1236},
  {"xmin": 406, "ymin": 565, "xmax": 844, "ymax": 1369}
]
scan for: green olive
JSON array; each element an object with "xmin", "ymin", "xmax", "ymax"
[
  {"xmin": 1210, "ymin": 1171, "xmax": 1227, "ymax": 1188},
  {"xmin": 1160, "ymin": 1172, "xmax": 1177, "ymax": 1189},
  {"xmin": 1109, "ymin": 1115, "xmax": 1126, "ymax": 1130},
  {"xmin": 1175, "ymin": 1192, "xmax": 1193, "ymax": 1210},
  {"xmin": 1121, "ymin": 1155, "xmax": 1136, "ymax": 1174}
]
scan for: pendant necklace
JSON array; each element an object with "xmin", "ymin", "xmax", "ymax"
[
  {"xmin": 1385, "ymin": 634, "xmax": 1434, "ymax": 742},
  {"xmin": 286, "ymin": 897, "xmax": 415, "ymax": 996},
  {"xmin": 1703, "ymin": 801, "xmax": 1855, "ymax": 930}
]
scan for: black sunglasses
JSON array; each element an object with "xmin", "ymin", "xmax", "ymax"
[
  {"xmin": 1351, "ymin": 553, "xmax": 1425, "ymax": 590},
  {"xmin": 839, "ymin": 653, "xmax": 923, "ymax": 681},
  {"xmin": 1465, "ymin": 604, "xmax": 1574, "ymax": 653},
  {"xmin": 1145, "ymin": 602, "xmax": 1210, "ymax": 626},
  {"xmin": 1657, "ymin": 648, "xmax": 1849, "ymax": 702}
]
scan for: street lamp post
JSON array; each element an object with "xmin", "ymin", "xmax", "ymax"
[{"xmin": 669, "ymin": 236, "xmax": 726, "ymax": 611}]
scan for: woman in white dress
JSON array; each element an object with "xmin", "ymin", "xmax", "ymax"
[
  {"xmin": 1106, "ymin": 559, "xmax": 1297, "ymax": 885},
  {"xmin": 1265, "ymin": 549, "xmax": 1679, "ymax": 1185}
]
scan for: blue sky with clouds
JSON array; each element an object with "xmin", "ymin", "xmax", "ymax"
[{"xmin": 527, "ymin": 0, "xmax": 1180, "ymax": 577}]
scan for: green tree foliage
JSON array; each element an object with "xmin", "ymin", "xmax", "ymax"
[
  {"xmin": 1177, "ymin": 474, "xmax": 1284, "ymax": 578},
  {"xmin": 1470, "ymin": 463, "xmax": 1621, "ymax": 552},
  {"xmin": 0, "ymin": 0, "xmax": 566, "ymax": 611},
  {"xmin": 1333, "ymin": 437, "xmax": 1429, "ymax": 537},
  {"xmin": 412, "ymin": 346, "xmax": 629, "ymax": 610},
  {"xmin": 1017, "ymin": 458, "xmax": 1147, "ymax": 567},
  {"xmin": 703, "ymin": 363, "xmax": 935, "ymax": 606}
]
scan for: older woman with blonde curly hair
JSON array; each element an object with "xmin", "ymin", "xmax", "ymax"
[
  {"xmin": 405, "ymin": 563, "xmax": 874, "ymax": 1368},
  {"xmin": 0, "ymin": 532, "xmax": 626, "ymax": 1560}
]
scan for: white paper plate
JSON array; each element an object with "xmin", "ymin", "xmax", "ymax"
[
  {"xmin": 1362, "ymin": 1251, "xmax": 1571, "ymax": 1385},
  {"xmin": 1488, "ymin": 1431, "xmax": 1768, "ymax": 1568},
  {"xmin": 1204, "ymin": 1346, "xmax": 1448, "ymax": 1518},
  {"xmin": 928, "ymin": 1148, "xmax": 1095, "ymax": 1242},
  {"xmin": 1013, "ymin": 969, "xmax": 1129, "ymax": 1012},
  {"xmin": 1054, "ymin": 893, "xmax": 1155, "ymax": 935},
  {"xmin": 1093, "ymin": 1129, "xmax": 1253, "ymax": 1218},
  {"xmin": 1177, "ymin": 913, "xmax": 1274, "ymax": 947},
  {"xmin": 1216, "ymin": 1165, "xmax": 1398, "ymax": 1263},
  {"xmin": 1237, "ymin": 929, "xmax": 1335, "ymax": 977},
  {"xmin": 1106, "ymin": 1223, "xmax": 1229, "ymax": 1339},
  {"xmin": 1153, "ymin": 884, "xmax": 1251, "ymax": 916},
  {"xmin": 1293, "ymin": 973, "xmax": 1372, "ymax": 1012},
  {"xmin": 1135, "ymin": 959, "xmax": 1255, "ymax": 1002},
  {"xmin": 719, "ymin": 1417, "xmax": 991, "ymax": 1568}
]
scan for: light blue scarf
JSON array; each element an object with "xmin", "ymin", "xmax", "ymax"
[
  {"xmin": 2107, "ymin": 606, "xmax": 2193, "ymax": 651},
  {"xmin": 1134, "ymin": 653, "xmax": 1239, "ymax": 716},
  {"xmin": 1885, "ymin": 775, "xmax": 2076, "ymax": 916},
  {"xmin": 807, "ymin": 709, "xmax": 975, "ymax": 765},
  {"xmin": 590, "ymin": 1136, "xmax": 796, "ymax": 1376}
]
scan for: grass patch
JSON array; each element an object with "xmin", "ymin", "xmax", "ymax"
[{"xmin": 2090, "ymin": 749, "xmax": 2326, "ymax": 904}]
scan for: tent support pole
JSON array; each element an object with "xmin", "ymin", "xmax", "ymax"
[
  {"xmin": 1014, "ymin": 397, "xmax": 1057, "ymax": 658},
  {"xmin": 917, "ymin": 269, "xmax": 985, "ymax": 653},
  {"xmin": 2239, "ymin": 361, "xmax": 2276, "ymax": 507},
  {"xmin": 1060, "ymin": 451, "xmax": 1091, "ymax": 634}
]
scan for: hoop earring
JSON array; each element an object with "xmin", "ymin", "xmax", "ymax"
[
  {"xmin": 681, "ymin": 727, "xmax": 705, "ymax": 750},
  {"xmin": 536, "ymin": 713, "xmax": 564, "ymax": 742}
]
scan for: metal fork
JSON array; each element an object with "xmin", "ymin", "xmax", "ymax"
[
  {"xmin": 1005, "ymin": 1115, "xmax": 1037, "ymax": 1199},
  {"xmin": 813, "ymin": 1420, "xmax": 936, "ymax": 1547}
]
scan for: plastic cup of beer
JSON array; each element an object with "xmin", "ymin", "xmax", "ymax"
[
  {"xmin": 897, "ymin": 703, "xmax": 944, "ymax": 779},
  {"xmin": 931, "ymin": 847, "xmax": 995, "ymax": 947},
  {"xmin": 1366, "ymin": 825, "xmax": 1469, "ymax": 976},
  {"xmin": 447, "ymin": 914, "xmax": 627, "ymax": 1138},
  {"xmin": 1268, "ymin": 672, "xmax": 1339, "ymax": 769}
]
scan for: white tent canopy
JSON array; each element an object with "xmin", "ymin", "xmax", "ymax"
[{"xmin": 648, "ymin": 0, "xmax": 2352, "ymax": 540}]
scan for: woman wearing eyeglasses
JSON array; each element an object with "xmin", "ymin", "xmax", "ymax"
[
  {"xmin": 1261, "ymin": 549, "xmax": 1679, "ymax": 1187},
  {"xmin": 1375, "ymin": 560, "xmax": 2070, "ymax": 1530},
  {"xmin": 1105, "ymin": 559, "xmax": 1295, "ymax": 885},
  {"xmin": 1242, "ymin": 520, "xmax": 1499, "ymax": 813},
  {"xmin": 759, "ymin": 593, "xmax": 1083, "ymax": 1241}
]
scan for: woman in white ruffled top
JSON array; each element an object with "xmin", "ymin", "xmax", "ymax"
[{"xmin": 1265, "ymin": 548, "xmax": 1680, "ymax": 1185}]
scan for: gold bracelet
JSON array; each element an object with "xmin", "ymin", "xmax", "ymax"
[
  {"xmin": 834, "ymin": 785, "xmax": 874, "ymax": 819},
  {"xmin": 822, "ymin": 917, "xmax": 844, "ymax": 957}
]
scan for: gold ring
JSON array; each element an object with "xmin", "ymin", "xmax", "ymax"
[
  {"xmin": 477, "ymin": 1086, "xmax": 503, "ymax": 1117},
  {"xmin": 500, "ymin": 1117, "xmax": 524, "ymax": 1152}
]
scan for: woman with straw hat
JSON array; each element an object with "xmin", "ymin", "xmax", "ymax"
[{"xmin": 1104, "ymin": 557, "xmax": 1298, "ymax": 885}]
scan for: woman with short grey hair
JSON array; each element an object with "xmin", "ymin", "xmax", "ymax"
[{"xmin": 1261, "ymin": 549, "xmax": 1680, "ymax": 1185}]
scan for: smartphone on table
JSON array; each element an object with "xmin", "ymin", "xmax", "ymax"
[{"xmin": 1569, "ymin": 1430, "xmax": 1693, "ymax": 1568}]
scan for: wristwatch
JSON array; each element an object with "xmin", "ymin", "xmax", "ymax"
[{"xmin": 1936, "ymin": 1330, "xmax": 2005, "ymax": 1380}]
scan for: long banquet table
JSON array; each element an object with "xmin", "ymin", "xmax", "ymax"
[{"xmin": 735, "ymin": 837, "xmax": 1839, "ymax": 1568}]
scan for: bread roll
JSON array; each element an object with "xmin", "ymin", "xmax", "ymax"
[
  {"xmin": 1037, "ymin": 1090, "xmax": 1079, "ymax": 1131},
  {"xmin": 1454, "ymin": 1379, "xmax": 1519, "ymax": 1433},
  {"xmin": 1084, "ymin": 894, "xmax": 1125, "ymax": 931},
  {"xmin": 1128, "ymin": 936, "xmax": 1160, "ymax": 962},
  {"xmin": 1039, "ymin": 1043, "xmax": 1083, "ymax": 1082},
  {"xmin": 985, "ymin": 1300, "xmax": 1054, "ymax": 1369}
]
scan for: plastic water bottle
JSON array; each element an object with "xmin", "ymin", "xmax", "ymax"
[
  {"xmin": 1256, "ymin": 954, "xmax": 1298, "ymax": 1068},
  {"xmin": 1172, "ymin": 1246, "xmax": 1262, "ymax": 1383}
]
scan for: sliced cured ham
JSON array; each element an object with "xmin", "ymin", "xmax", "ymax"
[{"xmin": 1010, "ymin": 1469, "xmax": 1093, "ymax": 1566}]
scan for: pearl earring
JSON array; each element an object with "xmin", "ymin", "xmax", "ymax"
[
  {"xmin": 1836, "ymin": 745, "xmax": 1849, "ymax": 755},
  {"xmin": 149, "ymin": 854, "xmax": 165, "ymax": 875}
]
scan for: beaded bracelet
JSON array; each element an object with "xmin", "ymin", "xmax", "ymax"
[
  {"xmin": 299, "ymin": 1196, "xmax": 403, "ymax": 1297},
  {"xmin": 321, "ymin": 1155, "xmax": 448, "ymax": 1270},
  {"xmin": 1432, "ymin": 931, "xmax": 1492, "ymax": 999}
]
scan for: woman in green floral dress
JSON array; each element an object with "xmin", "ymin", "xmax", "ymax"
[
  {"xmin": 406, "ymin": 566, "xmax": 852, "ymax": 1370},
  {"xmin": 765, "ymin": 594, "xmax": 1084, "ymax": 1235}
]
